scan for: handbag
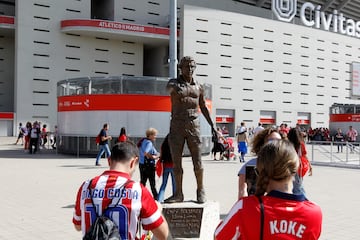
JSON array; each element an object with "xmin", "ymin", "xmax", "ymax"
[
  {"xmin": 156, "ymin": 160, "xmax": 163, "ymax": 177},
  {"xmin": 298, "ymin": 146, "xmax": 310, "ymax": 177},
  {"xmin": 144, "ymin": 157, "xmax": 155, "ymax": 166},
  {"xmin": 299, "ymin": 155, "xmax": 310, "ymax": 177}
]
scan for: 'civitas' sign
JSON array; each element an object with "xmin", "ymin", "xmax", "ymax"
[{"xmin": 272, "ymin": 0, "xmax": 360, "ymax": 38}]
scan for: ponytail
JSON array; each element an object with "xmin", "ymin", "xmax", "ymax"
[{"xmin": 255, "ymin": 173, "xmax": 269, "ymax": 196}]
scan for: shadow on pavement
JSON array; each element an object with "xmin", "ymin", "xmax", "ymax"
[
  {"xmin": 0, "ymin": 149, "xmax": 77, "ymax": 159},
  {"xmin": 62, "ymin": 204, "xmax": 75, "ymax": 209},
  {"xmin": 58, "ymin": 164, "xmax": 107, "ymax": 170}
]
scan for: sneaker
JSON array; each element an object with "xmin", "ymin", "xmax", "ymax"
[{"xmin": 95, "ymin": 163, "xmax": 101, "ymax": 166}]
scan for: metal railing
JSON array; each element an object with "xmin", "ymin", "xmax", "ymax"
[
  {"xmin": 56, "ymin": 134, "xmax": 213, "ymax": 157},
  {"xmin": 307, "ymin": 141, "xmax": 360, "ymax": 168}
]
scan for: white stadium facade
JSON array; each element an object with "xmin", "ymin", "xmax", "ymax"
[{"xmin": 1, "ymin": 0, "xmax": 360, "ymax": 137}]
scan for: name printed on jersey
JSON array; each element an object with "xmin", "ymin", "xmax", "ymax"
[
  {"xmin": 82, "ymin": 188, "xmax": 139, "ymax": 200},
  {"xmin": 269, "ymin": 220, "xmax": 306, "ymax": 238}
]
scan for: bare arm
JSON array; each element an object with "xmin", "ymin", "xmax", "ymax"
[
  {"xmin": 238, "ymin": 174, "xmax": 248, "ymax": 199},
  {"xmin": 151, "ymin": 201, "xmax": 169, "ymax": 240},
  {"xmin": 101, "ymin": 135, "xmax": 112, "ymax": 141},
  {"xmin": 199, "ymin": 87, "xmax": 214, "ymax": 128},
  {"xmin": 151, "ymin": 221, "xmax": 169, "ymax": 240}
]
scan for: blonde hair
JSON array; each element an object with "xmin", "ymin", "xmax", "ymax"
[
  {"xmin": 146, "ymin": 127, "xmax": 158, "ymax": 138},
  {"xmin": 255, "ymin": 140, "xmax": 299, "ymax": 196}
]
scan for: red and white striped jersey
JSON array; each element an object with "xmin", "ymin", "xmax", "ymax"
[
  {"xmin": 73, "ymin": 170, "xmax": 164, "ymax": 239},
  {"xmin": 215, "ymin": 190, "xmax": 322, "ymax": 240}
]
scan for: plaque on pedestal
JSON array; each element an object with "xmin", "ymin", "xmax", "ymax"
[{"xmin": 162, "ymin": 201, "xmax": 220, "ymax": 239}]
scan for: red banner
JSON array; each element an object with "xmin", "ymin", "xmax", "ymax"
[
  {"xmin": 260, "ymin": 118, "xmax": 276, "ymax": 124},
  {"xmin": 0, "ymin": 16, "xmax": 15, "ymax": 25},
  {"xmin": 216, "ymin": 117, "xmax": 234, "ymax": 123},
  {"xmin": 58, "ymin": 94, "xmax": 213, "ymax": 114},
  {"xmin": 0, "ymin": 112, "xmax": 14, "ymax": 119},
  {"xmin": 61, "ymin": 19, "xmax": 172, "ymax": 36},
  {"xmin": 330, "ymin": 114, "xmax": 360, "ymax": 122},
  {"xmin": 297, "ymin": 119, "xmax": 310, "ymax": 124},
  {"xmin": 58, "ymin": 94, "xmax": 171, "ymax": 112}
]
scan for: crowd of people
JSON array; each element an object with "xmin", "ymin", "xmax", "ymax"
[
  {"xmin": 235, "ymin": 122, "xmax": 359, "ymax": 149},
  {"xmin": 296, "ymin": 125, "xmax": 359, "ymax": 145},
  {"xmin": 307, "ymin": 127, "xmax": 332, "ymax": 142},
  {"xmin": 93, "ymin": 124, "xmax": 176, "ymax": 203},
  {"xmin": 14, "ymin": 121, "xmax": 57, "ymax": 153},
  {"xmin": 74, "ymin": 123, "xmax": 322, "ymax": 239}
]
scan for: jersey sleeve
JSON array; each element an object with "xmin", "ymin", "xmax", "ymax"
[
  {"xmin": 72, "ymin": 182, "xmax": 84, "ymax": 226},
  {"xmin": 214, "ymin": 200, "xmax": 243, "ymax": 239},
  {"xmin": 139, "ymin": 186, "xmax": 164, "ymax": 230}
]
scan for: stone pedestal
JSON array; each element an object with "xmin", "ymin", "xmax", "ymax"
[{"xmin": 162, "ymin": 200, "xmax": 220, "ymax": 240}]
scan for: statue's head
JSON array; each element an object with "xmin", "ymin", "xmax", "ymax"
[{"xmin": 178, "ymin": 56, "xmax": 196, "ymax": 70}]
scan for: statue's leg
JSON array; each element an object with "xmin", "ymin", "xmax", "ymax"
[
  {"xmin": 165, "ymin": 127, "xmax": 185, "ymax": 203},
  {"xmin": 195, "ymin": 169, "xmax": 206, "ymax": 203},
  {"xmin": 187, "ymin": 124, "xmax": 206, "ymax": 203}
]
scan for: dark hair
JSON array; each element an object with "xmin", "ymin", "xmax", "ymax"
[
  {"xmin": 111, "ymin": 141, "xmax": 139, "ymax": 162},
  {"xmin": 103, "ymin": 123, "xmax": 108, "ymax": 129},
  {"xmin": 287, "ymin": 128, "xmax": 303, "ymax": 152},
  {"xmin": 160, "ymin": 134, "xmax": 172, "ymax": 163},
  {"xmin": 120, "ymin": 127, "xmax": 126, "ymax": 136}
]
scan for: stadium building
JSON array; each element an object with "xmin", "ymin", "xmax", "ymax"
[{"xmin": 1, "ymin": 0, "xmax": 360, "ymax": 137}]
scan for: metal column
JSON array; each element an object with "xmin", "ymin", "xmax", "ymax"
[{"xmin": 169, "ymin": 0, "xmax": 177, "ymax": 79}]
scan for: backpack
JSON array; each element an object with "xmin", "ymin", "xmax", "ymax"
[
  {"xmin": 83, "ymin": 216, "xmax": 120, "ymax": 240},
  {"xmin": 95, "ymin": 134, "xmax": 101, "ymax": 145},
  {"xmin": 137, "ymin": 137, "xmax": 146, "ymax": 148},
  {"xmin": 83, "ymin": 180, "xmax": 131, "ymax": 240}
]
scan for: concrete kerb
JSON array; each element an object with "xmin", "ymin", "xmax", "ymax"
[{"xmin": 311, "ymin": 161, "xmax": 360, "ymax": 169}]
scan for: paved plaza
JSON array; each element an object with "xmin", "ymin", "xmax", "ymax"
[{"xmin": 0, "ymin": 136, "xmax": 359, "ymax": 239}]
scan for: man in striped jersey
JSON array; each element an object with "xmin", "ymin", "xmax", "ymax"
[{"xmin": 72, "ymin": 141, "xmax": 169, "ymax": 240}]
